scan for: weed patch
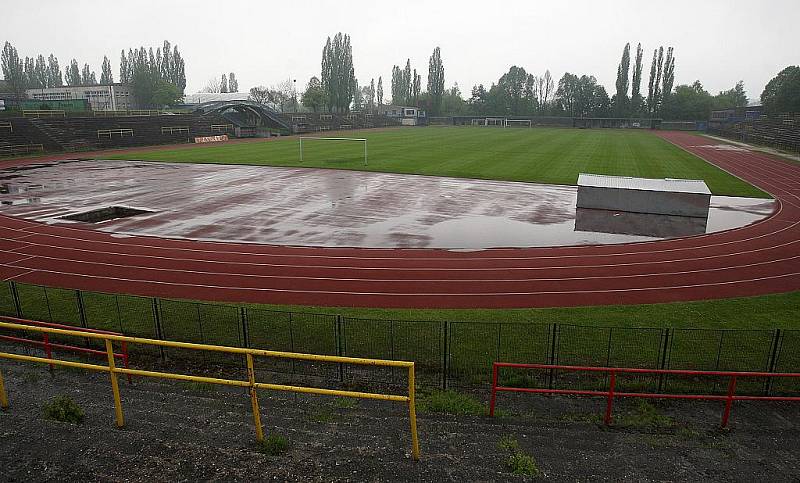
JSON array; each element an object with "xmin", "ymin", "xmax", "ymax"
[
  {"xmin": 43, "ymin": 395, "xmax": 84, "ymax": 424},
  {"xmin": 256, "ymin": 433, "xmax": 289, "ymax": 456},
  {"xmin": 418, "ymin": 390, "xmax": 485, "ymax": 416}
]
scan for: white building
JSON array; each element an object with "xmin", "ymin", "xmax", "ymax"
[{"xmin": 24, "ymin": 83, "xmax": 137, "ymax": 111}]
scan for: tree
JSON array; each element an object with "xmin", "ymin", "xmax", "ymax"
[
  {"xmin": 151, "ymin": 79, "xmax": 182, "ymax": 106},
  {"xmin": 229, "ymin": 72, "xmax": 238, "ymax": 93},
  {"xmin": 352, "ymin": 78, "xmax": 363, "ymax": 110},
  {"xmin": 662, "ymin": 81, "xmax": 712, "ymax": 120},
  {"xmin": 402, "ymin": 59, "xmax": 412, "ymax": 105},
  {"xmin": 320, "ymin": 32, "xmax": 356, "ymax": 112},
  {"xmin": 412, "ymin": 69, "xmax": 421, "ymax": 106},
  {"xmin": 761, "ymin": 66, "xmax": 800, "ymax": 115},
  {"xmin": 120, "ymin": 50, "xmax": 129, "ymax": 84},
  {"xmin": 391, "ymin": 65, "xmax": 403, "ymax": 104},
  {"xmin": 630, "ymin": 43, "xmax": 644, "ymax": 116},
  {"xmin": 427, "ymin": 46, "xmax": 445, "ymax": 115},
  {"xmin": 23, "ymin": 56, "xmax": 39, "ymax": 89},
  {"xmin": 100, "ymin": 56, "xmax": 113, "ymax": 84},
  {"xmin": 661, "ymin": 47, "xmax": 675, "ymax": 111},
  {"xmin": 614, "ymin": 43, "xmax": 631, "ymax": 116},
  {"xmin": 201, "ymin": 78, "xmax": 221, "ymax": 93},
  {"xmin": 713, "ymin": 81, "xmax": 748, "ymax": 110},
  {"xmin": 1, "ymin": 42, "xmax": 26, "ymax": 99},
  {"xmin": 367, "ymin": 78, "xmax": 376, "ymax": 109},
  {"xmin": 468, "ymin": 84, "xmax": 488, "ymax": 115},
  {"xmin": 441, "ymin": 83, "xmax": 468, "ymax": 115},
  {"xmin": 47, "ymin": 54, "xmax": 62, "ymax": 87},
  {"xmin": 492, "ymin": 65, "xmax": 537, "ymax": 115},
  {"xmin": 377, "ymin": 76, "xmax": 383, "ymax": 105},
  {"xmin": 34, "ymin": 55, "xmax": 48, "ymax": 88},
  {"xmin": 249, "ymin": 85, "xmax": 271, "ymax": 105},
  {"xmin": 65, "ymin": 59, "xmax": 81, "ymax": 86},
  {"xmin": 220, "ymin": 74, "xmax": 228, "ymax": 93},
  {"xmin": 81, "ymin": 63, "xmax": 97, "ymax": 85}
]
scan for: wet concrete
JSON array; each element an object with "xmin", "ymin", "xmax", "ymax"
[{"xmin": 0, "ymin": 159, "xmax": 775, "ymax": 249}]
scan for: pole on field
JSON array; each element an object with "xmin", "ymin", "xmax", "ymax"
[{"xmin": 299, "ymin": 137, "xmax": 303, "ymax": 162}]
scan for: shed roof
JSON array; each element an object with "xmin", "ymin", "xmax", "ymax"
[{"xmin": 577, "ymin": 173, "xmax": 711, "ymax": 195}]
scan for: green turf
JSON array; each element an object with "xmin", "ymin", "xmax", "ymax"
[{"xmin": 107, "ymin": 127, "xmax": 767, "ymax": 198}]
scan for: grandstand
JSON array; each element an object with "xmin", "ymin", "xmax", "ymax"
[{"xmin": 708, "ymin": 112, "xmax": 800, "ymax": 154}]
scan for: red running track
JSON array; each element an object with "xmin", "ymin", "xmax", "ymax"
[{"xmin": 0, "ymin": 131, "xmax": 798, "ymax": 308}]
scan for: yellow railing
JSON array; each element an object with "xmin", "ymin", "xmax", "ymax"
[{"xmin": 0, "ymin": 321, "xmax": 420, "ymax": 459}]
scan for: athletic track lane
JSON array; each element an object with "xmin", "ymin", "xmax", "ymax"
[{"xmin": 0, "ymin": 131, "xmax": 798, "ymax": 308}]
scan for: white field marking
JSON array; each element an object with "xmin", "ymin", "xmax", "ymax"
[
  {"xmin": 5, "ymin": 252, "xmax": 800, "ymax": 284},
  {"xmin": 0, "ymin": 136, "xmax": 796, "ymax": 264},
  {"xmin": 5, "ymin": 236, "xmax": 800, "ymax": 275},
  {"xmin": 689, "ymin": 144, "xmax": 749, "ymax": 152},
  {"xmin": 2, "ymin": 268, "xmax": 36, "ymax": 281},
  {"xmin": 0, "ymin": 208, "xmax": 795, "ymax": 265},
  {"xmin": 4, "ymin": 263, "xmax": 799, "ymax": 296}
]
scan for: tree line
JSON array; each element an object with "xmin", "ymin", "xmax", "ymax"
[{"xmin": 1, "ymin": 40, "xmax": 186, "ymax": 108}]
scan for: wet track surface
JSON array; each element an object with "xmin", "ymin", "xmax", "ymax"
[
  {"xmin": 0, "ymin": 130, "xmax": 798, "ymax": 308},
  {"xmin": 0, "ymin": 159, "xmax": 773, "ymax": 248}
]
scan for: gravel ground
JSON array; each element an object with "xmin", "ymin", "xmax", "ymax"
[{"xmin": 1, "ymin": 359, "xmax": 799, "ymax": 482}]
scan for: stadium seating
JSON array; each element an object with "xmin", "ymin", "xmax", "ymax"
[{"xmin": 709, "ymin": 113, "xmax": 800, "ymax": 153}]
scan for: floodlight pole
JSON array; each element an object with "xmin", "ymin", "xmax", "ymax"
[{"xmin": 299, "ymin": 137, "xmax": 303, "ymax": 162}]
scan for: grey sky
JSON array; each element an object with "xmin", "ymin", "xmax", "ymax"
[{"xmin": 4, "ymin": 0, "xmax": 798, "ymax": 102}]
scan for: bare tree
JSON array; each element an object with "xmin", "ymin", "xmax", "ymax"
[
  {"xmin": 248, "ymin": 86, "xmax": 270, "ymax": 104},
  {"xmin": 272, "ymin": 78, "xmax": 297, "ymax": 112},
  {"xmin": 201, "ymin": 78, "xmax": 221, "ymax": 93}
]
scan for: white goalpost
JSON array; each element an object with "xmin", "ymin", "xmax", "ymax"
[
  {"xmin": 485, "ymin": 117, "xmax": 506, "ymax": 127},
  {"xmin": 298, "ymin": 137, "xmax": 368, "ymax": 166},
  {"xmin": 505, "ymin": 119, "xmax": 532, "ymax": 128}
]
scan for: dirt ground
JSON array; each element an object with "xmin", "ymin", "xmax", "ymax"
[{"xmin": 1, "ymin": 357, "xmax": 799, "ymax": 482}]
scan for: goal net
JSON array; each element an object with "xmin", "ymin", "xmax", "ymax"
[
  {"xmin": 471, "ymin": 118, "xmax": 486, "ymax": 126},
  {"xmin": 298, "ymin": 137, "xmax": 368, "ymax": 166},
  {"xmin": 505, "ymin": 119, "xmax": 532, "ymax": 128},
  {"xmin": 485, "ymin": 118, "xmax": 506, "ymax": 127}
]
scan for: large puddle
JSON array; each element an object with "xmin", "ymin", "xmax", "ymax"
[{"xmin": 0, "ymin": 159, "xmax": 775, "ymax": 249}]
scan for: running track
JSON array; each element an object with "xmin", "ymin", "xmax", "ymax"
[{"xmin": 0, "ymin": 131, "xmax": 798, "ymax": 308}]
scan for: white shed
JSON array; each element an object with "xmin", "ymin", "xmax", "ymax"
[{"xmin": 576, "ymin": 173, "xmax": 712, "ymax": 218}]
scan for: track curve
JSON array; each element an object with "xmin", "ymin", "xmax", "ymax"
[{"xmin": 1, "ymin": 131, "xmax": 798, "ymax": 308}]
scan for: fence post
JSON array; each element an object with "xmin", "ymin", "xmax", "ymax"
[
  {"xmin": 151, "ymin": 298, "xmax": 165, "ymax": 362},
  {"xmin": 442, "ymin": 321, "xmax": 449, "ymax": 390},
  {"xmin": 604, "ymin": 370, "xmax": 616, "ymax": 425},
  {"xmin": 9, "ymin": 281, "xmax": 22, "ymax": 318},
  {"xmin": 548, "ymin": 323, "xmax": 559, "ymax": 390},
  {"xmin": 764, "ymin": 329, "xmax": 782, "ymax": 396},
  {"xmin": 658, "ymin": 328, "xmax": 671, "ymax": 393},
  {"xmin": 105, "ymin": 339, "xmax": 125, "ymax": 428},
  {"xmin": 336, "ymin": 315, "xmax": 344, "ymax": 383},
  {"xmin": 240, "ymin": 307, "xmax": 250, "ymax": 348},
  {"xmin": 75, "ymin": 290, "xmax": 91, "ymax": 350},
  {"xmin": 721, "ymin": 375, "xmax": 738, "ymax": 428}
]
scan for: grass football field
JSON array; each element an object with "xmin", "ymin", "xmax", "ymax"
[{"xmin": 108, "ymin": 127, "xmax": 767, "ymax": 198}]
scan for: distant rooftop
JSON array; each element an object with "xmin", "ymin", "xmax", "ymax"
[{"xmin": 577, "ymin": 173, "xmax": 711, "ymax": 195}]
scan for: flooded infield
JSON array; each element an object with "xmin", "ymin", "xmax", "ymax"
[{"xmin": 0, "ymin": 159, "xmax": 775, "ymax": 249}]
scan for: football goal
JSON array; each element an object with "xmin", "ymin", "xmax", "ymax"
[
  {"xmin": 505, "ymin": 119, "xmax": 532, "ymax": 128},
  {"xmin": 485, "ymin": 117, "xmax": 506, "ymax": 127},
  {"xmin": 298, "ymin": 137, "xmax": 368, "ymax": 166},
  {"xmin": 471, "ymin": 118, "xmax": 486, "ymax": 126}
]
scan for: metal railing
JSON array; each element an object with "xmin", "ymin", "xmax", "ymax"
[
  {"xmin": 0, "ymin": 316, "xmax": 130, "ymax": 381},
  {"xmin": 97, "ymin": 128, "xmax": 134, "ymax": 138},
  {"xmin": 22, "ymin": 110, "xmax": 66, "ymax": 118},
  {"xmin": 2, "ymin": 281, "xmax": 799, "ymax": 393},
  {"xmin": 489, "ymin": 362, "xmax": 800, "ymax": 427},
  {"xmin": 0, "ymin": 144, "xmax": 44, "ymax": 156},
  {"xmin": 161, "ymin": 126, "xmax": 190, "ymax": 135},
  {"xmin": 0, "ymin": 320, "xmax": 420, "ymax": 459}
]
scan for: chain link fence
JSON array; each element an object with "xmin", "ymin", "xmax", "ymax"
[{"xmin": 0, "ymin": 281, "xmax": 797, "ymax": 395}]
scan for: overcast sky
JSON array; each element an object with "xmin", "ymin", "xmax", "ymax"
[{"xmin": 3, "ymin": 0, "xmax": 798, "ymax": 102}]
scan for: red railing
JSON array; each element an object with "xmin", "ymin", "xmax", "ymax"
[
  {"xmin": 489, "ymin": 362, "xmax": 800, "ymax": 427},
  {"xmin": 0, "ymin": 316, "xmax": 130, "ymax": 382}
]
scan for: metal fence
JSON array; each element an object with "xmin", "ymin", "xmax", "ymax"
[{"xmin": 0, "ymin": 281, "xmax": 797, "ymax": 394}]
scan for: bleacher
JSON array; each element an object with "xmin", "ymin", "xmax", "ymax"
[
  {"xmin": 0, "ymin": 118, "xmax": 59, "ymax": 156},
  {"xmin": 709, "ymin": 113, "xmax": 800, "ymax": 154},
  {"xmin": 1, "ymin": 113, "xmax": 231, "ymax": 153},
  {"xmin": 280, "ymin": 112, "xmax": 400, "ymax": 133}
]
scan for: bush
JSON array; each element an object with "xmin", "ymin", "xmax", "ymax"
[
  {"xmin": 505, "ymin": 451, "xmax": 540, "ymax": 477},
  {"xmin": 417, "ymin": 390, "xmax": 485, "ymax": 416},
  {"xmin": 257, "ymin": 433, "xmax": 289, "ymax": 456},
  {"xmin": 43, "ymin": 395, "xmax": 85, "ymax": 424},
  {"xmin": 498, "ymin": 435, "xmax": 540, "ymax": 477}
]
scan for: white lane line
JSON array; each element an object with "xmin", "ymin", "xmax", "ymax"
[
  {"xmin": 8, "ymin": 266, "xmax": 800, "ymax": 296},
  {"xmin": 4, "ymin": 252, "xmax": 800, "ymax": 283}
]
